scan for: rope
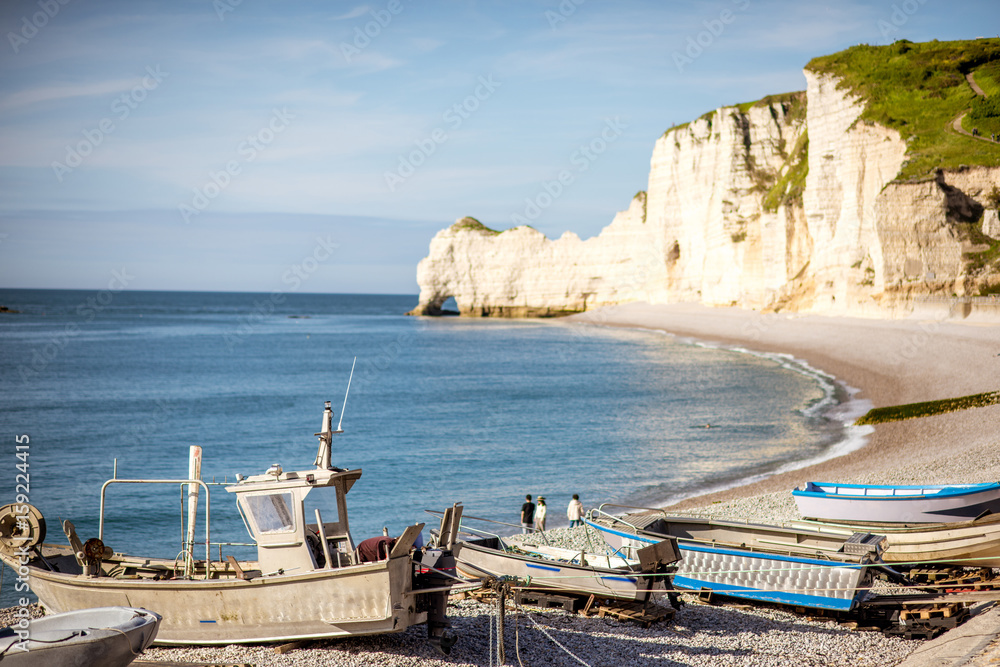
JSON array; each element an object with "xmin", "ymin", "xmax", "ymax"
[
  {"xmin": 488, "ymin": 589, "xmax": 495, "ymax": 667},
  {"xmin": 103, "ymin": 625, "xmax": 144, "ymax": 656},
  {"xmin": 497, "ymin": 581, "xmax": 506, "ymax": 665},
  {"xmin": 514, "ymin": 600, "xmax": 525, "ymax": 667},
  {"xmin": 512, "ymin": 594, "xmax": 592, "ymax": 667}
]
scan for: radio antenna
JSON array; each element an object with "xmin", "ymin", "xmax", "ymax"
[{"xmin": 336, "ymin": 357, "xmax": 356, "ymax": 432}]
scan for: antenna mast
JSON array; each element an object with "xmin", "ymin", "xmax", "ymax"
[
  {"xmin": 314, "ymin": 357, "xmax": 357, "ymax": 470},
  {"xmin": 337, "ymin": 357, "xmax": 356, "ymax": 432}
]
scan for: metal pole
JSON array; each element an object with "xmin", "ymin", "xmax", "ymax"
[
  {"xmin": 100, "ymin": 478, "xmax": 212, "ymax": 578},
  {"xmin": 185, "ymin": 446, "xmax": 203, "ymax": 578},
  {"xmin": 315, "ymin": 509, "xmax": 334, "ymax": 569}
]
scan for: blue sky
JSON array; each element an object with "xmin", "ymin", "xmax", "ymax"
[{"xmin": 1, "ymin": 0, "xmax": 997, "ymax": 294}]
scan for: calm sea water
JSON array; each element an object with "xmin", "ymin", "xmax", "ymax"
[{"xmin": 0, "ymin": 289, "xmax": 854, "ymax": 605}]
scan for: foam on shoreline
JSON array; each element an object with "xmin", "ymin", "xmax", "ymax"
[{"xmin": 580, "ymin": 322, "xmax": 876, "ymax": 510}]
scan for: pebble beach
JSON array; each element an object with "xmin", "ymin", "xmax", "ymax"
[{"xmin": 6, "ymin": 302, "xmax": 1000, "ymax": 665}]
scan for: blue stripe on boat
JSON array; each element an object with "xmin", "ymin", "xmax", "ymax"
[
  {"xmin": 525, "ymin": 562, "xmax": 561, "ymax": 572},
  {"xmin": 671, "ymin": 576, "xmax": 856, "ymax": 611}
]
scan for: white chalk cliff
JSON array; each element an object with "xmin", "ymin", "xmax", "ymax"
[{"xmin": 411, "ymin": 70, "xmax": 1000, "ymax": 318}]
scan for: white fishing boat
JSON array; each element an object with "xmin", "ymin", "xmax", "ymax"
[
  {"xmin": 0, "ymin": 393, "xmax": 464, "ymax": 651},
  {"xmin": 445, "ymin": 506, "xmax": 681, "ymax": 604},
  {"xmin": 0, "ymin": 606, "xmax": 160, "ymax": 667},
  {"xmin": 794, "ymin": 512, "xmax": 1000, "ymax": 568},
  {"xmin": 586, "ymin": 507, "xmax": 888, "ymax": 612},
  {"xmin": 793, "ymin": 481, "xmax": 1000, "ymax": 524}
]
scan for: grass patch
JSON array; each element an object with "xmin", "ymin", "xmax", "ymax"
[
  {"xmin": 966, "ymin": 240, "xmax": 1000, "ymax": 273},
  {"xmin": 633, "ymin": 191, "xmax": 648, "ymax": 223},
  {"xmin": 965, "ymin": 92, "xmax": 1000, "ymax": 136},
  {"xmin": 974, "ymin": 60, "xmax": 1000, "ymax": 97},
  {"xmin": 856, "ymin": 390, "xmax": 1000, "ymax": 425},
  {"xmin": 963, "ymin": 205, "xmax": 1000, "ymax": 274},
  {"xmin": 807, "ymin": 38, "xmax": 1000, "ymax": 180},
  {"xmin": 666, "ymin": 91, "xmax": 805, "ymax": 137},
  {"xmin": 987, "ymin": 186, "xmax": 1000, "ymax": 210},
  {"xmin": 763, "ymin": 131, "xmax": 809, "ymax": 212},
  {"xmin": 735, "ymin": 91, "xmax": 807, "ymax": 125},
  {"xmin": 663, "ymin": 122, "xmax": 690, "ymax": 137},
  {"xmin": 451, "ymin": 217, "xmax": 499, "ymax": 234}
]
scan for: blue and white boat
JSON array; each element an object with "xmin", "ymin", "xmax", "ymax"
[
  {"xmin": 585, "ymin": 509, "xmax": 886, "ymax": 612},
  {"xmin": 793, "ymin": 481, "xmax": 1000, "ymax": 524}
]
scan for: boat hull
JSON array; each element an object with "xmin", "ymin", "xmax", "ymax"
[
  {"xmin": 793, "ymin": 482, "xmax": 1000, "ymax": 524},
  {"xmin": 587, "ymin": 520, "xmax": 870, "ymax": 612},
  {"xmin": 0, "ymin": 606, "xmax": 160, "ymax": 667},
  {"xmin": 8, "ymin": 553, "xmax": 423, "ymax": 645},
  {"xmin": 453, "ymin": 539, "xmax": 666, "ymax": 603},
  {"xmin": 796, "ymin": 513, "xmax": 1000, "ymax": 568}
]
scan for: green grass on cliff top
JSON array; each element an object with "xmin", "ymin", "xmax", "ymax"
[
  {"xmin": 451, "ymin": 216, "xmax": 499, "ymax": 234},
  {"xmin": 807, "ymin": 39, "xmax": 1000, "ymax": 180}
]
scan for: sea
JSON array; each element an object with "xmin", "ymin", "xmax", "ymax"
[{"xmin": 0, "ymin": 289, "xmax": 869, "ymax": 606}]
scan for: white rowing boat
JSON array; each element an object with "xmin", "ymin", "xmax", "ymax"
[
  {"xmin": 0, "ymin": 606, "xmax": 160, "ymax": 667},
  {"xmin": 793, "ymin": 481, "xmax": 1000, "ymax": 524}
]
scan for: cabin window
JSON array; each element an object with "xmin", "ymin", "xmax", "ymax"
[{"xmin": 244, "ymin": 493, "xmax": 295, "ymax": 534}]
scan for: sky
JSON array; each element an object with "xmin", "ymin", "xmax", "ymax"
[{"xmin": 1, "ymin": 0, "xmax": 997, "ymax": 294}]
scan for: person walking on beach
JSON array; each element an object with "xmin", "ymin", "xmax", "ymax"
[
  {"xmin": 535, "ymin": 496, "xmax": 547, "ymax": 532},
  {"xmin": 567, "ymin": 494, "xmax": 584, "ymax": 528},
  {"xmin": 520, "ymin": 494, "xmax": 535, "ymax": 533}
]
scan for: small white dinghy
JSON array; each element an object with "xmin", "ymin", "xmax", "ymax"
[
  {"xmin": 793, "ymin": 481, "xmax": 1000, "ymax": 524},
  {"xmin": 0, "ymin": 606, "xmax": 160, "ymax": 667}
]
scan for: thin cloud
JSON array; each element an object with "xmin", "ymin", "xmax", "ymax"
[
  {"xmin": 0, "ymin": 79, "xmax": 138, "ymax": 111},
  {"xmin": 330, "ymin": 5, "xmax": 371, "ymax": 21}
]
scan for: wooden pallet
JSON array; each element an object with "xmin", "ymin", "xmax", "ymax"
[
  {"xmin": 906, "ymin": 567, "xmax": 965, "ymax": 583},
  {"xmin": 579, "ymin": 594, "xmax": 674, "ymax": 629},
  {"xmin": 514, "ymin": 590, "xmax": 584, "ymax": 612},
  {"xmin": 899, "ymin": 601, "xmax": 966, "ymax": 621},
  {"xmin": 883, "ymin": 602, "xmax": 970, "ymax": 640}
]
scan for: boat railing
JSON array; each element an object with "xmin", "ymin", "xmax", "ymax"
[
  {"xmin": 423, "ymin": 509, "xmax": 552, "ymax": 547},
  {"xmin": 585, "ymin": 507, "xmax": 643, "ymax": 559},
  {"xmin": 99, "ymin": 478, "xmax": 212, "ymax": 580},
  {"xmin": 593, "ymin": 502, "xmax": 811, "ymax": 528},
  {"xmin": 594, "ymin": 502, "xmax": 729, "ymax": 520}
]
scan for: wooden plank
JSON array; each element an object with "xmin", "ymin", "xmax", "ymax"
[
  {"xmin": 899, "ymin": 601, "xmax": 964, "ymax": 621},
  {"xmin": 588, "ymin": 602, "xmax": 673, "ymax": 628},
  {"xmin": 275, "ymin": 639, "xmax": 311, "ymax": 654},
  {"xmin": 225, "ymin": 555, "xmax": 245, "ymax": 580}
]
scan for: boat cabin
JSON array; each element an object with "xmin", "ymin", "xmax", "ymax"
[
  {"xmin": 226, "ymin": 400, "xmax": 368, "ymax": 576},
  {"xmin": 227, "ymin": 466, "xmax": 361, "ymax": 576}
]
